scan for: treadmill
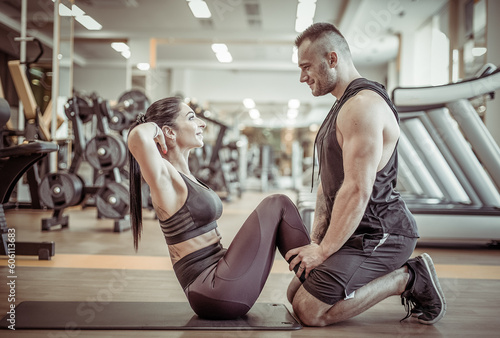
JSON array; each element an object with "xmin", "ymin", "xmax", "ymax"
[{"xmin": 392, "ymin": 64, "xmax": 500, "ymax": 241}]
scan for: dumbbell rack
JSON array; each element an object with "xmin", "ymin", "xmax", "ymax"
[{"xmin": 39, "ymin": 94, "xmax": 131, "ymax": 232}]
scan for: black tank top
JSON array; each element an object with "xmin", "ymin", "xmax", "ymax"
[
  {"xmin": 159, "ymin": 172, "xmax": 226, "ymax": 290},
  {"xmin": 159, "ymin": 172, "xmax": 223, "ymax": 245},
  {"xmin": 314, "ymin": 78, "xmax": 418, "ymax": 238}
]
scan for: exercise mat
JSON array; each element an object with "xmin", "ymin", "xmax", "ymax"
[{"xmin": 0, "ymin": 301, "xmax": 301, "ymax": 330}]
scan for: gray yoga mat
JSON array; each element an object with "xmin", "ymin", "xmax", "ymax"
[{"xmin": 0, "ymin": 301, "xmax": 301, "ymax": 330}]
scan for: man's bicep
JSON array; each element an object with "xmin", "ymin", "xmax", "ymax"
[{"xmin": 339, "ymin": 103, "xmax": 384, "ymax": 186}]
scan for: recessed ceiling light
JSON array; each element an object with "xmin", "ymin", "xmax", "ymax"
[
  {"xmin": 211, "ymin": 43, "xmax": 228, "ymax": 53},
  {"xmin": 243, "ymin": 98, "xmax": 256, "ymax": 109},
  {"xmin": 75, "ymin": 15, "xmax": 102, "ymax": 30},
  {"xmin": 288, "ymin": 99, "xmax": 300, "ymax": 109},
  {"xmin": 249, "ymin": 108, "xmax": 260, "ymax": 119},
  {"xmin": 187, "ymin": 0, "xmax": 212, "ymax": 18},
  {"xmin": 111, "ymin": 42, "xmax": 129, "ymax": 52},
  {"xmin": 287, "ymin": 108, "xmax": 299, "ymax": 119},
  {"xmin": 137, "ymin": 63, "xmax": 150, "ymax": 71},
  {"xmin": 472, "ymin": 47, "xmax": 487, "ymax": 57}
]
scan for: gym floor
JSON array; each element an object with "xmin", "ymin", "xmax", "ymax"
[{"xmin": 1, "ymin": 189, "xmax": 500, "ymax": 337}]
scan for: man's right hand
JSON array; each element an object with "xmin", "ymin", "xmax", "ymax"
[{"xmin": 285, "ymin": 242, "xmax": 327, "ymax": 279}]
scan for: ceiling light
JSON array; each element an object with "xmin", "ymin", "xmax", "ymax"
[
  {"xmin": 295, "ymin": 0, "xmax": 316, "ymax": 33},
  {"xmin": 211, "ymin": 43, "xmax": 232, "ymax": 63},
  {"xmin": 72, "ymin": 4, "xmax": 85, "ymax": 17},
  {"xmin": 211, "ymin": 43, "xmax": 228, "ymax": 53},
  {"xmin": 137, "ymin": 63, "xmax": 150, "ymax": 71},
  {"xmin": 187, "ymin": 0, "xmax": 212, "ymax": 18},
  {"xmin": 288, "ymin": 99, "xmax": 300, "ymax": 109},
  {"xmin": 472, "ymin": 47, "xmax": 487, "ymax": 57},
  {"xmin": 287, "ymin": 109, "xmax": 299, "ymax": 119},
  {"xmin": 55, "ymin": 1, "xmax": 102, "ymax": 31},
  {"xmin": 249, "ymin": 108, "xmax": 260, "ymax": 119},
  {"xmin": 292, "ymin": 46, "xmax": 298, "ymax": 63},
  {"xmin": 58, "ymin": 3, "xmax": 72, "ymax": 16},
  {"xmin": 295, "ymin": 17, "xmax": 313, "ymax": 33},
  {"xmin": 111, "ymin": 42, "xmax": 130, "ymax": 52},
  {"xmin": 215, "ymin": 51, "xmax": 232, "ymax": 63},
  {"xmin": 297, "ymin": 2, "xmax": 316, "ymax": 18},
  {"xmin": 121, "ymin": 50, "xmax": 131, "ymax": 59},
  {"xmin": 243, "ymin": 98, "xmax": 255, "ymax": 109},
  {"xmin": 75, "ymin": 15, "xmax": 102, "ymax": 30}
]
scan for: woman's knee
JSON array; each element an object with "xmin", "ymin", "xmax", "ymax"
[
  {"xmin": 263, "ymin": 193, "xmax": 291, "ymax": 203},
  {"xmin": 260, "ymin": 194, "xmax": 293, "ymax": 210}
]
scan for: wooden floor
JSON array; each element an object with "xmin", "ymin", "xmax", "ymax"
[{"xmin": 1, "ymin": 189, "xmax": 500, "ymax": 337}]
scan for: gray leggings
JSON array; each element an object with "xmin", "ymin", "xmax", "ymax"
[{"xmin": 185, "ymin": 194, "xmax": 310, "ymax": 319}]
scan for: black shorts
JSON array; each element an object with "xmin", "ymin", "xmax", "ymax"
[{"xmin": 302, "ymin": 233, "xmax": 417, "ymax": 305}]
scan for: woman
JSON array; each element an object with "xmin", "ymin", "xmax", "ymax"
[{"xmin": 127, "ymin": 97, "xmax": 310, "ymax": 319}]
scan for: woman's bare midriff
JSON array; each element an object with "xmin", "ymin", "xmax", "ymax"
[{"xmin": 167, "ymin": 228, "xmax": 222, "ymax": 265}]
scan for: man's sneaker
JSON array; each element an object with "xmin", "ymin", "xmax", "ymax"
[
  {"xmin": 401, "ymin": 253, "xmax": 446, "ymax": 324},
  {"xmin": 411, "ymin": 306, "xmax": 423, "ymax": 318}
]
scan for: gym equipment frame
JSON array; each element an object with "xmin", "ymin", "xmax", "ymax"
[{"xmin": 392, "ymin": 65, "xmax": 500, "ymax": 241}]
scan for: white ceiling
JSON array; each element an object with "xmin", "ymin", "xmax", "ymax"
[
  {"xmin": 0, "ymin": 0, "xmax": 448, "ymax": 128},
  {"xmin": 0, "ymin": 0, "xmax": 447, "ymax": 69}
]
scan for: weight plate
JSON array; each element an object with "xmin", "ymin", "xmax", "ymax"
[
  {"xmin": 117, "ymin": 89, "xmax": 150, "ymax": 118},
  {"xmin": 76, "ymin": 96, "xmax": 94, "ymax": 123},
  {"xmin": 85, "ymin": 134, "xmax": 127, "ymax": 171},
  {"xmin": 39, "ymin": 172, "xmax": 84, "ymax": 209},
  {"xmin": 108, "ymin": 109, "xmax": 130, "ymax": 131},
  {"xmin": 64, "ymin": 96, "xmax": 94, "ymax": 123},
  {"xmin": 94, "ymin": 170, "xmax": 128, "ymax": 186},
  {"xmin": 95, "ymin": 181, "xmax": 130, "ymax": 219}
]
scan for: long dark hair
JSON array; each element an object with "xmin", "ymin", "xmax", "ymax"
[{"xmin": 128, "ymin": 96, "xmax": 182, "ymax": 251}]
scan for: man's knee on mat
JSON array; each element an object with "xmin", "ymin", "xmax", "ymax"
[
  {"xmin": 291, "ymin": 286, "xmax": 334, "ymax": 327},
  {"xmin": 287, "ymin": 276, "xmax": 302, "ymax": 303}
]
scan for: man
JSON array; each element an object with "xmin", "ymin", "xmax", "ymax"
[{"xmin": 285, "ymin": 22, "xmax": 446, "ymax": 326}]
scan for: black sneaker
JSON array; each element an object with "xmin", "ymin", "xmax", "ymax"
[
  {"xmin": 411, "ymin": 306, "xmax": 423, "ymax": 317},
  {"xmin": 401, "ymin": 253, "xmax": 446, "ymax": 324}
]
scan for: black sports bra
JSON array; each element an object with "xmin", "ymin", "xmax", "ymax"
[{"xmin": 159, "ymin": 172, "xmax": 223, "ymax": 245}]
